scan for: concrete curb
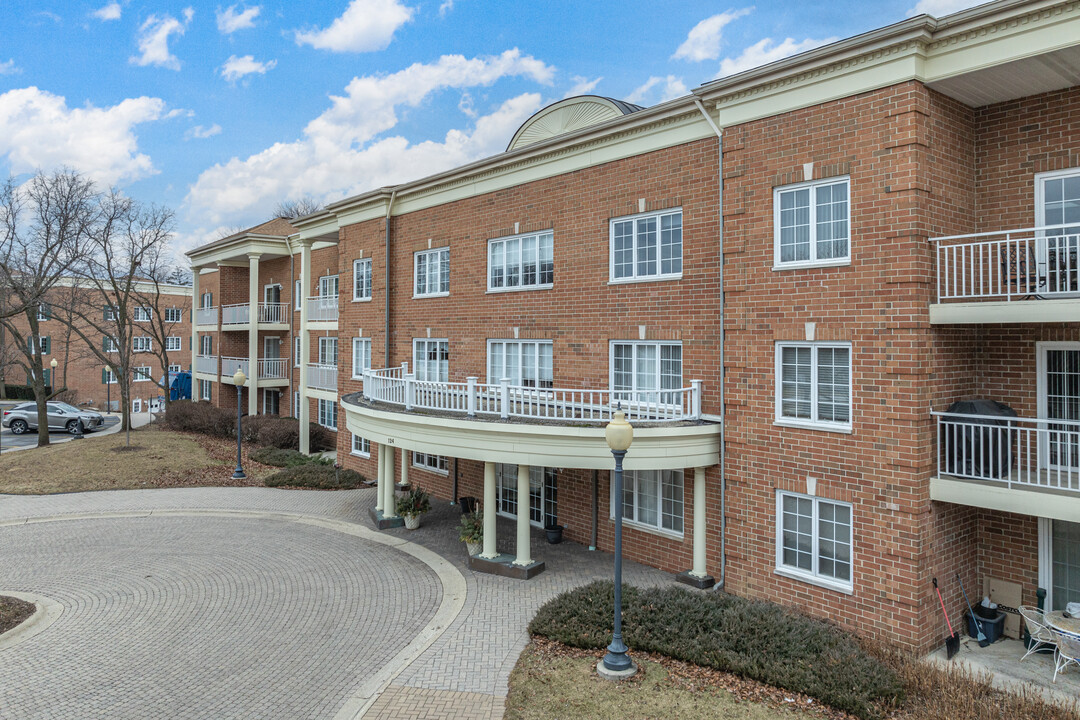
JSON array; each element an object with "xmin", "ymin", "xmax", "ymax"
[
  {"xmin": 0, "ymin": 590, "xmax": 64, "ymax": 652},
  {"xmin": 0, "ymin": 507, "xmax": 468, "ymax": 719}
]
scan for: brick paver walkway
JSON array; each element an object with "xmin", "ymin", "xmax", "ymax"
[{"xmin": 0, "ymin": 488, "xmax": 682, "ymax": 719}]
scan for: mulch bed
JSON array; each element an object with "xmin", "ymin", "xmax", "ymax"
[
  {"xmin": 0, "ymin": 595, "xmax": 36, "ymax": 635},
  {"xmin": 529, "ymin": 636, "xmax": 857, "ymax": 720}
]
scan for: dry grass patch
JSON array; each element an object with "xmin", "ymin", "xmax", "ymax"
[{"xmin": 0, "ymin": 595, "xmax": 35, "ymax": 635}]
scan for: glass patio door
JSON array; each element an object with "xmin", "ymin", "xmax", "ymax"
[
  {"xmin": 1051, "ymin": 520, "xmax": 1080, "ymax": 611},
  {"xmin": 496, "ymin": 464, "xmax": 557, "ymax": 528},
  {"xmin": 1038, "ymin": 170, "xmax": 1080, "ymax": 293},
  {"xmin": 1040, "ymin": 346, "xmax": 1080, "ymax": 477}
]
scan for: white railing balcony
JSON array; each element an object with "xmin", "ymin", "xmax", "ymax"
[
  {"xmin": 258, "ymin": 358, "xmax": 287, "ymax": 379},
  {"xmin": 221, "ymin": 303, "xmax": 250, "ymax": 325},
  {"xmin": 932, "ymin": 225, "xmax": 1080, "ymax": 303},
  {"xmin": 195, "ymin": 354, "xmax": 218, "ymax": 375},
  {"xmin": 361, "ymin": 365, "xmax": 702, "ymax": 424},
  {"xmin": 935, "ymin": 412, "xmax": 1080, "ymax": 494},
  {"xmin": 307, "ymin": 295, "xmax": 339, "ymax": 322},
  {"xmin": 221, "ymin": 356, "xmax": 250, "ymax": 377},
  {"xmin": 257, "ymin": 302, "xmax": 289, "ymax": 325},
  {"xmin": 307, "ymin": 363, "xmax": 338, "ymax": 392},
  {"xmin": 195, "ymin": 306, "xmax": 218, "ymax": 326}
]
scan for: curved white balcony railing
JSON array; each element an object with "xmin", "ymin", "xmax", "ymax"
[
  {"xmin": 221, "ymin": 356, "xmax": 249, "ymax": 377},
  {"xmin": 221, "ymin": 303, "xmax": 250, "ymax": 325},
  {"xmin": 307, "ymin": 296, "xmax": 339, "ymax": 322},
  {"xmin": 195, "ymin": 354, "xmax": 218, "ymax": 375},
  {"xmin": 195, "ymin": 306, "xmax": 218, "ymax": 326},
  {"xmin": 361, "ymin": 365, "xmax": 701, "ymax": 423},
  {"xmin": 258, "ymin": 358, "xmax": 287, "ymax": 379},
  {"xmin": 307, "ymin": 363, "xmax": 337, "ymax": 392}
]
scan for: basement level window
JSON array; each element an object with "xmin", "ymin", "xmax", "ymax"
[{"xmin": 775, "ymin": 490, "xmax": 853, "ymax": 594}]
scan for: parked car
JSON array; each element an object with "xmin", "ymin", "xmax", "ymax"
[{"xmin": 1, "ymin": 401, "xmax": 105, "ymax": 435}]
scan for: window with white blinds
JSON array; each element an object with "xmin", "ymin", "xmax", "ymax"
[{"xmin": 775, "ymin": 342, "xmax": 851, "ymax": 431}]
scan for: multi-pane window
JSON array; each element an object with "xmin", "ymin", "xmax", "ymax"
[
  {"xmin": 776, "ymin": 342, "xmax": 851, "ymax": 430},
  {"xmin": 133, "ymin": 307, "xmax": 152, "ymax": 321},
  {"xmin": 199, "ymin": 378, "xmax": 211, "ymax": 401},
  {"xmin": 351, "ymin": 434, "xmax": 371, "ymax": 457},
  {"xmin": 164, "ymin": 307, "xmax": 182, "ymax": 323},
  {"xmin": 611, "ymin": 341, "xmax": 682, "ymax": 405},
  {"xmin": 104, "ymin": 368, "xmax": 119, "ymax": 384},
  {"xmin": 353, "ymin": 258, "xmax": 372, "ymax": 301},
  {"xmin": 487, "ymin": 340, "xmax": 553, "ymax": 388},
  {"xmin": 317, "ymin": 398, "xmax": 337, "ymax": 429},
  {"xmin": 610, "ymin": 209, "xmax": 682, "ymax": 281},
  {"xmin": 199, "ymin": 335, "xmax": 212, "ymax": 356},
  {"xmin": 294, "ymin": 336, "xmax": 301, "ymax": 367},
  {"xmin": 133, "ymin": 366, "xmax": 152, "ymax": 382},
  {"xmin": 414, "ymin": 248, "xmax": 450, "ymax": 297},
  {"xmin": 133, "ymin": 336, "xmax": 152, "ymax": 353},
  {"xmin": 104, "ymin": 336, "xmax": 119, "ymax": 353},
  {"xmin": 413, "ymin": 339, "xmax": 449, "ymax": 382},
  {"xmin": 318, "ymin": 337, "xmax": 338, "ymax": 366},
  {"xmin": 618, "ymin": 470, "xmax": 684, "ymax": 534},
  {"xmin": 168, "ymin": 364, "xmax": 181, "ymax": 374},
  {"xmin": 495, "ymin": 464, "xmax": 557, "ymax": 528},
  {"xmin": 37, "ymin": 303, "xmax": 50, "ymax": 321},
  {"xmin": 104, "ymin": 305, "xmax": 119, "ymax": 321},
  {"xmin": 412, "ymin": 452, "xmax": 449, "ymax": 473},
  {"xmin": 200, "ymin": 292, "xmax": 213, "ymax": 309},
  {"xmin": 488, "ymin": 231, "xmax": 554, "ymax": 291},
  {"xmin": 774, "ymin": 178, "xmax": 850, "ymax": 267},
  {"xmin": 319, "ymin": 275, "xmax": 339, "ymax": 298},
  {"xmin": 352, "ymin": 338, "xmax": 372, "ymax": 378},
  {"xmin": 29, "ymin": 336, "xmax": 50, "ymax": 355},
  {"xmin": 777, "ymin": 491, "xmax": 853, "ymax": 591},
  {"xmin": 165, "ymin": 336, "xmax": 181, "ymax": 351}
]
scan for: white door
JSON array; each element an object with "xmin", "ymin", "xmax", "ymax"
[
  {"xmin": 1038, "ymin": 343, "xmax": 1080, "ymax": 478},
  {"xmin": 132, "ymin": 397, "xmax": 142, "ymax": 413},
  {"xmin": 264, "ymin": 337, "xmax": 280, "ymax": 359},
  {"xmin": 1036, "ymin": 169, "xmax": 1080, "ymax": 293}
]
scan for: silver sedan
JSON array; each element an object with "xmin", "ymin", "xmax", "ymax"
[{"xmin": 1, "ymin": 401, "xmax": 105, "ymax": 435}]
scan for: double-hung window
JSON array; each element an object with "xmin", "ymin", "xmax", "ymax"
[
  {"xmin": 319, "ymin": 275, "xmax": 338, "ymax": 298},
  {"xmin": 776, "ymin": 491, "xmax": 853, "ymax": 592},
  {"xmin": 611, "ymin": 341, "xmax": 682, "ymax": 406},
  {"xmin": 488, "ymin": 231, "xmax": 553, "ymax": 291},
  {"xmin": 775, "ymin": 342, "xmax": 851, "ymax": 431},
  {"xmin": 133, "ymin": 307, "xmax": 152, "ymax": 322},
  {"xmin": 165, "ymin": 336, "xmax": 182, "ymax": 352},
  {"xmin": 352, "ymin": 338, "xmax": 372, "ymax": 378},
  {"xmin": 133, "ymin": 336, "xmax": 152, "ymax": 353},
  {"xmin": 616, "ymin": 469, "xmax": 684, "ymax": 535},
  {"xmin": 774, "ymin": 177, "xmax": 850, "ymax": 268},
  {"xmin": 317, "ymin": 398, "xmax": 337, "ymax": 429},
  {"xmin": 353, "ymin": 258, "xmax": 372, "ymax": 301},
  {"xmin": 412, "ymin": 452, "xmax": 448, "ymax": 473},
  {"xmin": 164, "ymin": 307, "xmax": 182, "ymax": 323},
  {"xmin": 414, "ymin": 248, "xmax": 450, "ymax": 297},
  {"xmin": 318, "ymin": 337, "xmax": 338, "ymax": 367},
  {"xmin": 413, "ymin": 339, "xmax": 448, "ymax": 382},
  {"xmin": 133, "ymin": 366, "xmax": 152, "ymax": 382},
  {"xmin": 487, "ymin": 340, "xmax": 552, "ymax": 388},
  {"xmin": 610, "ymin": 208, "xmax": 682, "ymax": 282},
  {"xmin": 351, "ymin": 434, "xmax": 371, "ymax": 457}
]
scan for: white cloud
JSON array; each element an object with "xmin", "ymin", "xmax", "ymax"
[
  {"xmin": 92, "ymin": 2, "xmax": 122, "ymax": 21},
  {"xmin": 564, "ymin": 75, "xmax": 602, "ymax": 98},
  {"xmin": 439, "ymin": 0, "xmax": 454, "ymax": 16},
  {"xmin": 0, "ymin": 87, "xmax": 166, "ymax": 185},
  {"xmin": 717, "ymin": 36, "xmax": 836, "ymax": 77},
  {"xmin": 0, "ymin": 60, "xmax": 21, "ymax": 76},
  {"xmin": 185, "ymin": 50, "xmax": 555, "ymax": 225},
  {"xmin": 216, "ymin": 4, "xmax": 260, "ymax": 33},
  {"xmin": 907, "ymin": 0, "xmax": 986, "ymax": 17},
  {"xmin": 185, "ymin": 124, "xmax": 222, "ymax": 140},
  {"xmin": 625, "ymin": 75, "xmax": 688, "ymax": 105},
  {"xmin": 672, "ymin": 8, "xmax": 753, "ymax": 62},
  {"xmin": 220, "ymin": 55, "xmax": 277, "ymax": 82},
  {"xmin": 130, "ymin": 11, "xmax": 193, "ymax": 70},
  {"xmin": 294, "ymin": 0, "xmax": 415, "ymax": 53}
]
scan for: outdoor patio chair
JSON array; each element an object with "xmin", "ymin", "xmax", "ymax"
[
  {"xmin": 1000, "ymin": 244, "xmax": 1045, "ymax": 298},
  {"xmin": 1018, "ymin": 606, "xmax": 1056, "ymax": 662},
  {"xmin": 1050, "ymin": 628, "xmax": 1080, "ymax": 683}
]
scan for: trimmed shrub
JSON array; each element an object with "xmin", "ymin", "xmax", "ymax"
[
  {"xmin": 263, "ymin": 464, "xmax": 366, "ymax": 489},
  {"xmin": 163, "ymin": 402, "xmax": 336, "ymax": 452},
  {"xmin": 250, "ymin": 447, "xmax": 312, "ymax": 468},
  {"xmin": 528, "ymin": 582, "xmax": 903, "ymax": 720},
  {"xmin": 162, "ymin": 400, "xmax": 233, "ymax": 437}
]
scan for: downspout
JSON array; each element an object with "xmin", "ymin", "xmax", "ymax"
[
  {"xmin": 590, "ymin": 469, "xmax": 598, "ymax": 551},
  {"xmin": 694, "ymin": 98, "xmax": 726, "ymax": 590},
  {"xmin": 384, "ymin": 190, "xmax": 397, "ymax": 368}
]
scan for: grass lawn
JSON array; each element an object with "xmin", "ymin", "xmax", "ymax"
[
  {"xmin": 0, "ymin": 426, "xmax": 274, "ymax": 494},
  {"xmin": 0, "ymin": 595, "xmax": 35, "ymax": 635}
]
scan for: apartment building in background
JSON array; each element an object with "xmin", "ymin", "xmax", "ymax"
[{"xmin": 185, "ymin": 0, "xmax": 1080, "ymax": 653}]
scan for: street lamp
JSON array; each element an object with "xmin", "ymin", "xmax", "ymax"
[
  {"xmin": 599, "ymin": 407, "xmax": 636, "ymax": 679},
  {"xmin": 232, "ymin": 367, "xmax": 247, "ymax": 479}
]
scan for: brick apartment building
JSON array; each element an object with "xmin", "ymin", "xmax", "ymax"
[
  {"xmin": 186, "ymin": 0, "xmax": 1080, "ymax": 652},
  {"xmin": 2, "ymin": 281, "xmax": 193, "ymax": 413}
]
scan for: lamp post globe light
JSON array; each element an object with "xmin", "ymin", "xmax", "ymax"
[
  {"xmin": 232, "ymin": 367, "xmax": 247, "ymax": 480},
  {"xmin": 599, "ymin": 408, "xmax": 637, "ymax": 679}
]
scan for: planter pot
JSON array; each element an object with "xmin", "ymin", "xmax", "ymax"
[
  {"xmin": 404, "ymin": 514, "xmax": 421, "ymax": 530},
  {"xmin": 545, "ymin": 524, "xmax": 564, "ymax": 544},
  {"xmin": 466, "ymin": 541, "xmax": 482, "ymax": 556}
]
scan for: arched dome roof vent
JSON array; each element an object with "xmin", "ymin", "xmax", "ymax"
[{"xmin": 507, "ymin": 95, "xmax": 644, "ymax": 151}]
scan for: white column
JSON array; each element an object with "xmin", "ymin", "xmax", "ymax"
[
  {"xmin": 383, "ymin": 444, "xmax": 398, "ymax": 518},
  {"xmin": 247, "ymin": 253, "xmax": 261, "ymax": 416},
  {"xmin": 375, "ymin": 443, "xmax": 385, "ymax": 513},
  {"xmin": 513, "ymin": 463, "xmax": 532, "ymax": 566},
  {"xmin": 481, "ymin": 461, "xmax": 498, "ymax": 559},
  {"xmin": 298, "ymin": 241, "xmax": 312, "ymax": 454},
  {"xmin": 190, "ymin": 267, "xmax": 200, "ymax": 401},
  {"xmin": 399, "ymin": 448, "xmax": 409, "ymax": 487},
  {"xmin": 691, "ymin": 467, "xmax": 708, "ymax": 578}
]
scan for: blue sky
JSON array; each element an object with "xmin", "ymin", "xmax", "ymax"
[{"xmin": 0, "ymin": 0, "xmax": 983, "ymax": 256}]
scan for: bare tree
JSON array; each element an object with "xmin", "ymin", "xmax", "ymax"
[
  {"xmin": 132, "ymin": 254, "xmax": 192, "ymax": 410},
  {"xmin": 0, "ymin": 170, "xmax": 95, "ymax": 446},
  {"xmin": 273, "ymin": 197, "xmax": 323, "ymax": 220}
]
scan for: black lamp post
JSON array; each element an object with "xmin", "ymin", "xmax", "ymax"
[
  {"xmin": 599, "ymin": 408, "xmax": 636, "ymax": 679},
  {"xmin": 232, "ymin": 367, "xmax": 246, "ymax": 479}
]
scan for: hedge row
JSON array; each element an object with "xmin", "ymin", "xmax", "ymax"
[
  {"xmin": 263, "ymin": 464, "xmax": 367, "ymax": 489},
  {"xmin": 162, "ymin": 400, "xmax": 334, "ymax": 451}
]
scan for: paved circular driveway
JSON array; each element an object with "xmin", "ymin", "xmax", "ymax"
[{"xmin": 0, "ymin": 514, "xmax": 442, "ymax": 719}]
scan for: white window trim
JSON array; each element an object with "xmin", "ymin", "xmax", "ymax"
[
  {"xmin": 318, "ymin": 274, "xmax": 339, "ymax": 298},
  {"xmin": 36, "ymin": 304, "xmax": 49, "ymax": 321},
  {"xmin": 133, "ymin": 307, "xmax": 153, "ymax": 322},
  {"xmin": 294, "ymin": 336, "xmax": 301, "ymax": 368},
  {"xmin": 485, "ymin": 339, "xmax": 554, "ymax": 386},
  {"xmin": 607, "ymin": 340, "xmax": 684, "ymax": 396},
  {"xmin": 294, "ymin": 280, "xmax": 302, "ymax": 310},
  {"xmin": 350, "ymin": 433, "xmax": 371, "ymax": 458},
  {"xmin": 105, "ymin": 368, "xmax": 119, "ymax": 385},
  {"xmin": 168, "ymin": 364, "xmax": 181, "ymax": 374},
  {"xmin": 199, "ymin": 378, "xmax": 211, "ymax": 401},
  {"xmin": 105, "ymin": 337, "xmax": 119, "ymax": 353},
  {"xmin": 165, "ymin": 336, "xmax": 182, "ymax": 352},
  {"xmin": 772, "ymin": 176, "xmax": 852, "ymax": 271},
  {"xmin": 774, "ymin": 341, "xmax": 853, "ymax": 434},
  {"xmin": 352, "ymin": 337, "xmax": 372, "ymax": 379},
  {"xmin": 412, "ymin": 338, "xmax": 449, "ymax": 382},
  {"xmin": 608, "ymin": 207, "xmax": 684, "ymax": 284},
  {"xmin": 318, "ymin": 336, "xmax": 338, "ymax": 367},
  {"xmin": 774, "ymin": 490, "xmax": 854, "ymax": 595},
  {"xmin": 413, "ymin": 247, "xmax": 450, "ymax": 299},
  {"xmin": 608, "ymin": 469, "xmax": 685, "ymax": 539},
  {"xmin": 486, "ymin": 230, "xmax": 555, "ymax": 293},
  {"xmin": 164, "ymin": 308, "xmax": 183, "ymax": 323},
  {"xmin": 133, "ymin": 366, "xmax": 152, "ymax": 383},
  {"xmin": 133, "ymin": 336, "xmax": 152, "ymax": 353},
  {"xmin": 412, "ymin": 452, "xmax": 450, "ymax": 475},
  {"xmin": 352, "ymin": 258, "xmax": 373, "ymax": 302},
  {"xmin": 317, "ymin": 398, "xmax": 337, "ymax": 430}
]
